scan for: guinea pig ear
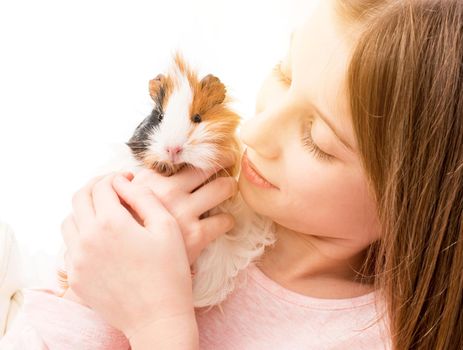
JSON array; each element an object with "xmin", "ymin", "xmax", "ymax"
[
  {"xmin": 199, "ymin": 74, "xmax": 226, "ymax": 106},
  {"xmin": 149, "ymin": 74, "xmax": 166, "ymax": 102}
]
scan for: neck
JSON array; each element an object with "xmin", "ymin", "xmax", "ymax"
[{"xmin": 256, "ymin": 223, "xmax": 375, "ymax": 298}]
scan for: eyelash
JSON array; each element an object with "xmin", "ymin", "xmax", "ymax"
[
  {"xmin": 302, "ymin": 121, "xmax": 334, "ymax": 162},
  {"xmin": 272, "ymin": 61, "xmax": 334, "ymax": 162}
]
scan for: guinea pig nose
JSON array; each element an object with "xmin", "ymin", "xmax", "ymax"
[{"xmin": 166, "ymin": 145, "xmax": 183, "ymax": 155}]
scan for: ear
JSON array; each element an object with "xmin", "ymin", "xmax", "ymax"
[
  {"xmin": 199, "ymin": 74, "xmax": 226, "ymax": 106},
  {"xmin": 149, "ymin": 74, "xmax": 166, "ymax": 102}
]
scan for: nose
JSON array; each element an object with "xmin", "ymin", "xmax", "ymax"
[
  {"xmin": 240, "ymin": 98, "xmax": 294, "ymax": 159},
  {"xmin": 166, "ymin": 145, "xmax": 183, "ymax": 159}
]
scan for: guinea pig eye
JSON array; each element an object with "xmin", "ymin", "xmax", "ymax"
[
  {"xmin": 192, "ymin": 114, "xmax": 202, "ymax": 123},
  {"xmin": 150, "ymin": 109, "xmax": 164, "ymax": 122}
]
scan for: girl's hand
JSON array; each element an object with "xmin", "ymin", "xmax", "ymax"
[
  {"xmin": 129, "ymin": 157, "xmax": 238, "ymax": 265},
  {"xmin": 61, "ymin": 172, "xmax": 197, "ymax": 340}
]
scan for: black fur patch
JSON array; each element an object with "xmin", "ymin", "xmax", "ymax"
[{"xmin": 126, "ymin": 104, "xmax": 164, "ymax": 162}]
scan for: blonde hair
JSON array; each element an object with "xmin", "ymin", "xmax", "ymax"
[{"xmin": 339, "ymin": 0, "xmax": 463, "ymax": 349}]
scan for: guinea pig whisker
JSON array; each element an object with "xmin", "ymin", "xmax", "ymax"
[
  {"xmin": 206, "ymin": 156, "xmax": 233, "ymax": 178},
  {"xmin": 186, "ymin": 164, "xmax": 211, "ymax": 182},
  {"xmin": 194, "ymin": 157, "xmax": 225, "ymax": 179}
]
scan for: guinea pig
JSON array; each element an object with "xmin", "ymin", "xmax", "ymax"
[
  {"xmin": 126, "ymin": 51, "xmax": 277, "ymax": 309},
  {"xmin": 59, "ymin": 51, "xmax": 277, "ymax": 309}
]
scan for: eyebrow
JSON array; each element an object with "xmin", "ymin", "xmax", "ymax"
[{"xmin": 288, "ymin": 30, "xmax": 354, "ymax": 152}]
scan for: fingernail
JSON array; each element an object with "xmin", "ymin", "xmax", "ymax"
[{"xmin": 121, "ymin": 171, "xmax": 134, "ymax": 180}]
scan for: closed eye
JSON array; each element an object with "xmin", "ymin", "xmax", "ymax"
[
  {"xmin": 302, "ymin": 120, "xmax": 335, "ymax": 162},
  {"xmin": 273, "ymin": 61, "xmax": 334, "ymax": 163}
]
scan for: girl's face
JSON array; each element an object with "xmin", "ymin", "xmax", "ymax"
[{"xmin": 238, "ymin": 0, "xmax": 380, "ymax": 251}]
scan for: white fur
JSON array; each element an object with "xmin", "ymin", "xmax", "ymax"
[
  {"xmin": 192, "ymin": 191, "xmax": 276, "ymax": 307},
  {"xmin": 145, "ymin": 66, "xmax": 224, "ymax": 172},
  {"xmin": 150, "ymin": 65, "xmax": 194, "ymax": 161}
]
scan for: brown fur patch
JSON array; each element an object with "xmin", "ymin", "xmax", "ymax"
[
  {"xmin": 173, "ymin": 51, "xmax": 198, "ymax": 88},
  {"xmin": 191, "ymin": 74, "xmax": 227, "ymax": 116},
  {"xmin": 149, "ymin": 73, "xmax": 174, "ymax": 110}
]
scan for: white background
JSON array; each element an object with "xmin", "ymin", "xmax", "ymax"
[{"xmin": 0, "ymin": 0, "xmax": 317, "ymax": 279}]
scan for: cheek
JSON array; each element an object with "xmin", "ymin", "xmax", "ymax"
[{"xmin": 280, "ymin": 163, "xmax": 380, "ymax": 244}]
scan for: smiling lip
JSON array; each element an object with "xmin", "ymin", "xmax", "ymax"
[{"xmin": 241, "ymin": 150, "xmax": 279, "ymax": 189}]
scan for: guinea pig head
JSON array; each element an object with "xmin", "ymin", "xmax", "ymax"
[{"xmin": 127, "ymin": 52, "xmax": 242, "ymax": 178}]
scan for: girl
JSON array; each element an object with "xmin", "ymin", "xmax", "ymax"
[{"xmin": 1, "ymin": 0, "xmax": 462, "ymax": 349}]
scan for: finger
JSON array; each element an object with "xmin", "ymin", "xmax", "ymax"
[
  {"xmin": 131, "ymin": 166, "xmax": 194, "ymax": 195},
  {"xmin": 120, "ymin": 197, "xmax": 144, "ymax": 226},
  {"xmin": 61, "ymin": 214, "xmax": 80, "ymax": 252},
  {"xmin": 72, "ymin": 175, "xmax": 105, "ymax": 229},
  {"xmin": 115, "ymin": 171, "xmax": 153, "ymax": 224},
  {"xmin": 112, "ymin": 175, "xmax": 176, "ymax": 232},
  {"xmin": 92, "ymin": 173, "xmax": 131, "ymax": 223},
  {"xmin": 196, "ymin": 212, "xmax": 235, "ymax": 248},
  {"xmin": 172, "ymin": 154, "xmax": 236, "ymax": 193},
  {"xmin": 188, "ymin": 177, "xmax": 238, "ymax": 218},
  {"xmin": 130, "ymin": 160, "xmax": 232, "ymax": 201}
]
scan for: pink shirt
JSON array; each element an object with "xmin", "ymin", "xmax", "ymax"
[{"xmin": 0, "ymin": 262, "xmax": 391, "ymax": 349}]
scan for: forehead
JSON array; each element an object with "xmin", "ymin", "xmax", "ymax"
[{"xmin": 288, "ymin": 0, "xmax": 358, "ymax": 151}]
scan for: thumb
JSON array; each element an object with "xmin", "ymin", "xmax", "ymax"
[{"xmin": 113, "ymin": 174, "xmax": 175, "ymax": 233}]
